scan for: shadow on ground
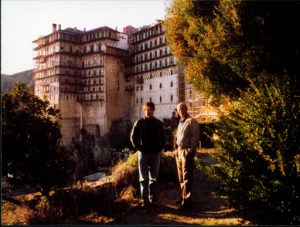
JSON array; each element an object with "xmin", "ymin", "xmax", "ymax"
[{"xmin": 119, "ymin": 151, "xmax": 248, "ymax": 225}]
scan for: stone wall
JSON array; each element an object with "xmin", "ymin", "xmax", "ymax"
[
  {"xmin": 105, "ymin": 56, "xmax": 132, "ymax": 131},
  {"xmin": 59, "ymin": 93, "xmax": 81, "ymax": 144}
]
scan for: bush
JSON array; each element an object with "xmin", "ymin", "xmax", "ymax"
[
  {"xmin": 213, "ymin": 77, "xmax": 300, "ymax": 224},
  {"xmin": 199, "ymin": 121, "xmax": 216, "ymax": 148},
  {"xmin": 2, "ymin": 83, "xmax": 75, "ymax": 195},
  {"xmin": 163, "ymin": 118, "xmax": 179, "ymax": 151},
  {"xmin": 159, "ymin": 151, "xmax": 178, "ymax": 183},
  {"xmin": 108, "ymin": 118, "xmax": 133, "ymax": 151}
]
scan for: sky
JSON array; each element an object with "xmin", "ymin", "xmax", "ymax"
[{"xmin": 1, "ymin": 0, "xmax": 171, "ymax": 75}]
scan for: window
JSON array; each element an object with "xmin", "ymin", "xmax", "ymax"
[
  {"xmin": 150, "ymin": 84, "xmax": 152, "ymax": 90},
  {"xmin": 150, "ymin": 74, "xmax": 152, "ymax": 79},
  {"xmin": 136, "ymin": 97, "xmax": 139, "ymax": 104},
  {"xmin": 141, "ymin": 85, "xmax": 143, "ymax": 91},
  {"xmin": 150, "ymin": 97, "xmax": 152, "ymax": 102},
  {"xmin": 140, "ymin": 97, "xmax": 143, "ymax": 103},
  {"xmin": 160, "ymin": 96, "xmax": 162, "ymax": 102},
  {"xmin": 136, "ymin": 86, "xmax": 139, "ymax": 91},
  {"xmin": 160, "ymin": 72, "xmax": 162, "ymax": 77},
  {"xmin": 171, "ymin": 69, "xmax": 173, "ymax": 75},
  {"xmin": 171, "ymin": 81, "xmax": 173, "ymax": 87},
  {"xmin": 171, "ymin": 95, "xmax": 173, "ymax": 102},
  {"xmin": 159, "ymin": 83, "xmax": 162, "ymax": 89}
]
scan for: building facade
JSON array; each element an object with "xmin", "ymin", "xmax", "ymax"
[
  {"xmin": 124, "ymin": 21, "xmax": 185, "ymax": 122},
  {"xmin": 33, "ymin": 21, "xmax": 215, "ymax": 145}
]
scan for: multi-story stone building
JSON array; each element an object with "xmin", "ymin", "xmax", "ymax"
[
  {"xmin": 33, "ymin": 24, "xmax": 131, "ymax": 144},
  {"xmin": 33, "ymin": 21, "xmax": 216, "ymax": 145},
  {"xmin": 124, "ymin": 20, "xmax": 185, "ymax": 122}
]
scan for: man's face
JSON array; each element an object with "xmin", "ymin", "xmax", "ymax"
[
  {"xmin": 144, "ymin": 107, "xmax": 154, "ymax": 118},
  {"xmin": 177, "ymin": 105, "xmax": 188, "ymax": 119}
]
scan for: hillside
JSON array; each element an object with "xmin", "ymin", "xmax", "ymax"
[
  {"xmin": 1, "ymin": 149, "xmax": 252, "ymax": 225},
  {"xmin": 1, "ymin": 69, "xmax": 34, "ymax": 93}
]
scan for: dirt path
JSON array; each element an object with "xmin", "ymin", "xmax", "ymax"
[{"xmin": 119, "ymin": 150, "xmax": 250, "ymax": 225}]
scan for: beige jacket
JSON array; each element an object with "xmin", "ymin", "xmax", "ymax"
[{"xmin": 177, "ymin": 117, "xmax": 200, "ymax": 152}]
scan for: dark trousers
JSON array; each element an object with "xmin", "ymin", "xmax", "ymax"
[
  {"xmin": 138, "ymin": 151, "xmax": 160, "ymax": 203},
  {"xmin": 175, "ymin": 148, "xmax": 195, "ymax": 205}
]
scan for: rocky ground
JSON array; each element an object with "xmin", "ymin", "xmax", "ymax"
[{"xmin": 1, "ymin": 149, "xmax": 252, "ymax": 225}]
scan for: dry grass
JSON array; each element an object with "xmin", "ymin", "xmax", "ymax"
[{"xmin": 2, "ymin": 149, "xmax": 252, "ymax": 225}]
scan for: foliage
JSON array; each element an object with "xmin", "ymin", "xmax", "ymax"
[
  {"xmin": 199, "ymin": 121, "xmax": 216, "ymax": 148},
  {"xmin": 108, "ymin": 118, "xmax": 133, "ymax": 151},
  {"xmin": 213, "ymin": 78, "xmax": 300, "ymax": 224},
  {"xmin": 2, "ymin": 83, "xmax": 74, "ymax": 195},
  {"xmin": 159, "ymin": 151, "xmax": 178, "ymax": 183},
  {"xmin": 163, "ymin": 118, "xmax": 179, "ymax": 151},
  {"xmin": 165, "ymin": 0, "xmax": 300, "ymax": 101},
  {"xmin": 126, "ymin": 151, "xmax": 139, "ymax": 168}
]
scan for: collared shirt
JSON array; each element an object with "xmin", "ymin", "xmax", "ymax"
[{"xmin": 177, "ymin": 115, "xmax": 190, "ymax": 146}]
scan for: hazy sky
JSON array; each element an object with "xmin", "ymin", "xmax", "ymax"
[{"xmin": 1, "ymin": 0, "xmax": 170, "ymax": 75}]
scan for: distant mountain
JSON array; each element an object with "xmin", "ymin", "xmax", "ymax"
[{"xmin": 1, "ymin": 69, "xmax": 34, "ymax": 93}]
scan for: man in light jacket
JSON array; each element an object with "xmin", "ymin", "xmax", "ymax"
[{"xmin": 175, "ymin": 102, "xmax": 200, "ymax": 211}]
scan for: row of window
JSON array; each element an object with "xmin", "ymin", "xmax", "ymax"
[
  {"xmin": 83, "ymin": 69, "xmax": 104, "ymax": 77},
  {"xmin": 134, "ymin": 47, "xmax": 170, "ymax": 63},
  {"xmin": 83, "ymin": 86, "xmax": 104, "ymax": 92},
  {"xmin": 46, "ymin": 30, "xmax": 116, "ymax": 44},
  {"xmin": 135, "ymin": 70, "xmax": 175, "ymax": 83},
  {"xmin": 134, "ymin": 36, "xmax": 166, "ymax": 52},
  {"xmin": 136, "ymin": 95, "xmax": 174, "ymax": 104},
  {"xmin": 82, "ymin": 30, "xmax": 116, "ymax": 42},
  {"xmin": 133, "ymin": 24, "xmax": 163, "ymax": 42},
  {"xmin": 136, "ymin": 81, "xmax": 174, "ymax": 91},
  {"xmin": 135, "ymin": 58, "xmax": 175, "ymax": 72}
]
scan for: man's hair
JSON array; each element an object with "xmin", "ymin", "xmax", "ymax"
[
  {"xmin": 177, "ymin": 102, "xmax": 187, "ymax": 111},
  {"xmin": 143, "ymin": 102, "xmax": 155, "ymax": 111}
]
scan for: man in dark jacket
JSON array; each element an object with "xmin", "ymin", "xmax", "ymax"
[{"xmin": 130, "ymin": 102, "xmax": 166, "ymax": 208}]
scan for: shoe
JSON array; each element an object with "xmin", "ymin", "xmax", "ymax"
[
  {"xmin": 150, "ymin": 201, "xmax": 158, "ymax": 208},
  {"xmin": 149, "ymin": 198, "xmax": 158, "ymax": 208},
  {"xmin": 140, "ymin": 200, "xmax": 151, "ymax": 208},
  {"xmin": 175, "ymin": 198, "xmax": 182, "ymax": 205}
]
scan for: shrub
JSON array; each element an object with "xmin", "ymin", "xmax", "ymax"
[
  {"xmin": 2, "ymin": 83, "xmax": 75, "ymax": 195},
  {"xmin": 159, "ymin": 151, "xmax": 178, "ymax": 183},
  {"xmin": 199, "ymin": 121, "xmax": 216, "ymax": 148},
  {"xmin": 213, "ymin": 77, "xmax": 300, "ymax": 224},
  {"xmin": 163, "ymin": 118, "xmax": 179, "ymax": 151},
  {"xmin": 108, "ymin": 118, "xmax": 133, "ymax": 151}
]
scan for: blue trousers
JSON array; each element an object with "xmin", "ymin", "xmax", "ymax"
[{"xmin": 138, "ymin": 151, "xmax": 160, "ymax": 203}]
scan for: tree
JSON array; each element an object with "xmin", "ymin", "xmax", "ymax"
[
  {"xmin": 165, "ymin": 0, "xmax": 300, "ymax": 101},
  {"xmin": 213, "ymin": 78, "xmax": 300, "ymax": 224},
  {"xmin": 2, "ymin": 83, "xmax": 74, "ymax": 195}
]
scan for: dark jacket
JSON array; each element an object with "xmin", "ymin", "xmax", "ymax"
[{"xmin": 130, "ymin": 117, "xmax": 166, "ymax": 153}]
